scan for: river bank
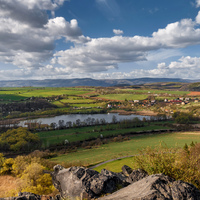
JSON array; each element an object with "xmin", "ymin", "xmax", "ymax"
[{"xmin": 0, "ymin": 115, "xmax": 55, "ymax": 126}]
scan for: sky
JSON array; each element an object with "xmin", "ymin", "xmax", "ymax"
[{"xmin": 1, "ymin": 0, "xmax": 200, "ymax": 80}]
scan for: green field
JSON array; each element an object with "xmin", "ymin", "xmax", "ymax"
[
  {"xmin": 51, "ymin": 96, "xmax": 103, "ymax": 108},
  {"xmin": 0, "ymin": 87, "xmax": 32, "ymax": 94},
  {"xmin": 18, "ymin": 88, "xmax": 92, "ymax": 97},
  {"xmin": 50, "ymin": 131, "xmax": 200, "ymax": 169},
  {"xmin": 70, "ymin": 103, "xmax": 103, "ymax": 108},
  {"xmin": 51, "ymin": 101, "xmax": 65, "ymax": 107},
  {"xmin": 39, "ymin": 124, "xmax": 170, "ymax": 147},
  {"xmin": 60, "ymin": 98, "xmax": 95, "ymax": 104},
  {"xmin": 52, "ymin": 101, "xmax": 103, "ymax": 108},
  {"xmin": 99, "ymin": 94, "xmax": 148, "ymax": 101},
  {"xmin": 0, "ymin": 94, "xmax": 27, "ymax": 102},
  {"xmin": 0, "ymin": 87, "xmax": 96, "ymax": 109},
  {"xmin": 0, "ymin": 87, "xmax": 93, "ymax": 98},
  {"xmin": 118, "ymin": 89, "xmax": 190, "ymax": 95}
]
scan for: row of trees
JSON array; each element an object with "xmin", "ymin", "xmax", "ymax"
[
  {"xmin": 49, "ymin": 114, "xmax": 168, "ymax": 130},
  {"xmin": 50, "ymin": 117, "xmax": 108, "ymax": 130},
  {"xmin": 172, "ymin": 111, "xmax": 198, "ymax": 124}
]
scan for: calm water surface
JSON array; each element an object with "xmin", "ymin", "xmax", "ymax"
[{"xmin": 19, "ymin": 113, "xmax": 151, "ymax": 127}]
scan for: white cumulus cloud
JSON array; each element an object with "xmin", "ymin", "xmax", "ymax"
[
  {"xmin": 129, "ymin": 56, "xmax": 200, "ymax": 79},
  {"xmin": 113, "ymin": 29, "xmax": 124, "ymax": 35},
  {"xmin": 1, "ymin": 0, "xmax": 200, "ymax": 80},
  {"xmin": 196, "ymin": 0, "xmax": 200, "ymax": 7},
  {"xmin": 196, "ymin": 11, "xmax": 200, "ymax": 24},
  {"xmin": 52, "ymin": 12, "xmax": 200, "ymax": 74},
  {"xmin": 0, "ymin": 0, "xmax": 88, "ymax": 70},
  {"xmin": 152, "ymin": 18, "xmax": 200, "ymax": 48}
]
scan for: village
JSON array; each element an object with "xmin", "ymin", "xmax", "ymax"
[{"xmin": 106, "ymin": 95, "xmax": 200, "ymax": 115}]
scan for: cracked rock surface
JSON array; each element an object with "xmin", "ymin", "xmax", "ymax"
[{"xmin": 98, "ymin": 174, "xmax": 200, "ymax": 200}]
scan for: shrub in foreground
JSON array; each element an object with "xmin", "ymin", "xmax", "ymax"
[
  {"xmin": 0, "ymin": 154, "xmax": 57, "ymax": 196},
  {"xmin": 133, "ymin": 142, "xmax": 200, "ymax": 189}
]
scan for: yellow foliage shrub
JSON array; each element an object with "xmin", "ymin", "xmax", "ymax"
[
  {"xmin": 0, "ymin": 155, "xmax": 56, "ymax": 195},
  {"xmin": 133, "ymin": 142, "xmax": 200, "ymax": 189},
  {"xmin": 19, "ymin": 162, "xmax": 56, "ymax": 195},
  {"xmin": 0, "ymin": 158, "xmax": 14, "ymax": 175}
]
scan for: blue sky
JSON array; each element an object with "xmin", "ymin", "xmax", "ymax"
[{"xmin": 1, "ymin": 0, "xmax": 200, "ymax": 80}]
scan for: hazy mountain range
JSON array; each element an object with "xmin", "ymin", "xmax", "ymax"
[{"xmin": 0, "ymin": 78, "xmax": 196, "ymax": 87}]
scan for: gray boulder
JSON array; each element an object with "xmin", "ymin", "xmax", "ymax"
[
  {"xmin": 16, "ymin": 193, "xmax": 41, "ymax": 200},
  {"xmin": 98, "ymin": 173, "xmax": 200, "ymax": 200},
  {"xmin": 51, "ymin": 165, "xmax": 126, "ymax": 199},
  {"xmin": 126, "ymin": 168, "xmax": 148, "ymax": 184},
  {"xmin": 121, "ymin": 165, "xmax": 133, "ymax": 176},
  {"xmin": 101, "ymin": 168, "xmax": 129, "ymax": 186},
  {"xmin": 0, "ymin": 193, "xmax": 41, "ymax": 200}
]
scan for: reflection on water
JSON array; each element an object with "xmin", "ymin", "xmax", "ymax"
[{"xmin": 19, "ymin": 113, "xmax": 151, "ymax": 127}]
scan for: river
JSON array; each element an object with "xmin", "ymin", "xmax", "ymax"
[{"xmin": 19, "ymin": 113, "xmax": 151, "ymax": 127}]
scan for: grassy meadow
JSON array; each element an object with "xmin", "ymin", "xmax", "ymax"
[
  {"xmin": 39, "ymin": 123, "xmax": 170, "ymax": 147},
  {"xmin": 0, "ymin": 87, "xmax": 94, "ymax": 102},
  {"xmin": 118, "ymin": 89, "xmax": 190, "ymax": 95},
  {"xmin": 60, "ymin": 98, "xmax": 95, "ymax": 104},
  {"xmin": 18, "ymin": 88, "xmax": 92, "ymax": 98},
  {"xmin": 0, "ymin": 94, "xmax": 27, "ymax": 102},
  {"xmin": 98, "ymin": 94, "xmax": 148, "ymax": 101},
  {"xmin": 49, "ymin": 131, "xmax": 200, "ymax": 169}
]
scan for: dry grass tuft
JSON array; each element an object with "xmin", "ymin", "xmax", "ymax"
[{"xmin": 0, "ymin": 175, "xmax": 20, "ymax": 197}]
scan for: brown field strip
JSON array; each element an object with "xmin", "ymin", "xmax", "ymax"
[{"xmin": 187, "ymin": 92, "xmax": 200, "ymax": 96}]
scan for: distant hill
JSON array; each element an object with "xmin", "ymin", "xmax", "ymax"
[
  {"xmin": 188, "ymin": 82, "xmax": 200, "ymax": 91},
  {"xmin": 0, "ymin": 78, "xmax": 196, "ymax": 87}
]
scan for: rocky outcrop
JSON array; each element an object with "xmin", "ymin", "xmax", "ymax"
[
  {"xmin": 0, "ymin": 192, "xmax": 45, "ymax": 200},
  {"xmin": 121, "ymin": 165, "xmax": 133, "ymax": 176},
  {"xmin": 51, "ymin": 165, "xmax": 129, "ymax": 199},
  {"xmin": 98, "ymin": 173, "xmax": 200, "ymax": 200},
  {"xmin": 3, "ymin": 165, "xmax": 200, "ymax": 200},
  {"xmin": 126, "ymin": 168, "xmax": 148, "ymax": 184},
  {"xmin": 52, "ymin": 165, "xmax": 200, "ymax": 200}
]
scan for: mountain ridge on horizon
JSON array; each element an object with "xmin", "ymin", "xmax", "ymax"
[{"xmin": 0, "ymin": 77, "xmax": 197, "ymax": 87}]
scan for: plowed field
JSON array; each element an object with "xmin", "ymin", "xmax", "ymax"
[{"xmin": 188, "ymin": 92, "xmax": 200, "ymax": 96}]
